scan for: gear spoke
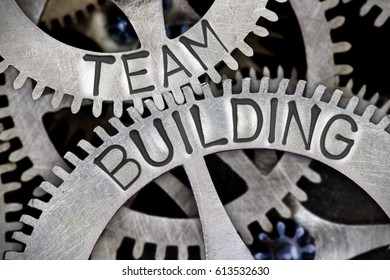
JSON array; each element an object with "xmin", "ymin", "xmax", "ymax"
[
  {"xmin": 155, "ymin": 172, "xmax": 198, "ymax": 218},
  {"xmin": 112, "ymin": 0, "xmax": 167, "ymax": 47},
  {"xmin": 184, "ymin": 156, "xmax": 253, "ymax": 259}
]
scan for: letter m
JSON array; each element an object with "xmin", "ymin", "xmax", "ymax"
[{"xmin": 179, "ymin": 20, "xmax": 228, "ymax": 70}]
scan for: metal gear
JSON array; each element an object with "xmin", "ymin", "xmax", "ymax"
[
  {"xmin": 0, "ymin": 0, "xmax": 286, "ymax": 117},
  {"xmin": 342, "ymin": 0, "xmax": 390, "ymax": 27},
  {"xmin": 6, "ymin": 77, "xmax": 390, "ymax": 260}
]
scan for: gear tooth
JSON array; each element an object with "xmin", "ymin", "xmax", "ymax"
[
  {"xmin": 262, "ymin": 216, "xmax": 274, "ymax": 233},
  {"xmin": 239, "ymin": 226, "xmax": 254, "ymax": 245},
  {"xmin": 152, "ymin": 94, "xmax": 165, "ymax": 111},
  {"xmin": 253, "ymin": 26, "xmax": 269, "ymax": 37},
  {"xmin": 207, "ymin": 68, "xmax": 222, "ymax": 84},
  {"xmin": 64, "ymin": 152, "xmax": 83, "ymax": 167},
  {"xmin": 20, "ymin": 215, "xmax": 38, "ymax": 227},
  {"xmin": 0, "ymin": 163, "xmax": 16, "ymax": 174},
  {"xmin": 21, "ymin": 169, "xmax": 39, "ymax": 183},
  {"xmin": 132, "ymin": 241, "xmax": 144, "ymax": 259},
  {"xmin": 7, "ymin": 221, "xmax": 23, "ymax": 232},
  {"xmin": 182, "ymin": 86, "xmax": 195, "ymax": 103},
  {"xmin": 201, "ymin": 83, "xmax": 214, "ymax": 98},
  {"xmin": 368, "ymin": 92, "xmax": 379, "ymax": 104},
  {"xmin": 259, "ymin": 77, "xmax": 270, "ymax": 94},
  {"xmin": 362, "ymin": 105, "xmax": 377, "ymax": 120},
  {"xmin": 155, "ymin": 245, "xmax": 166, "ymax": 260},
  {"xmin": 276, "ymin": 202, "xmax": 292, "ymax": 218},
  {"xmin": 127, "ymin": 107, "xmax": 143, "ymax": 123},
  {"xmin": 92, "ymin": 100, "xmax": 103, "ymax": 117},
  {"xmin": 241, "ymin": 78, "xmax": 251, "ymax": 94},
  {"xmin": 13, "ymin": 73, "xmax": 28, "ymax": 89},
  {"xmin": 5, "ymin": 202, "xmax": 23, "ymax": 213},
  {"xmin": 39, "ymin": 181, "xmax": 59, "ymax": 196},
  {"xmin": 333, "ymin": 42, "xmax": 351, "ymax": 53},
  {"xmin": 374, "ymin": 13, "xmax": 387, "ymax": 27},
  {"xmin": 0, "ymin": 128, "xmax": 16, "ymax": 141},
  {"xmin": 222, "ymin": 79, "xmax": 233, "ymax": 96},
  {"xmin": 133, "ymin": 98, "xmax": 144, "ymax": 116},
  {"xmin": 312, "ymin": 85, "xmax": 327, "ymax": 101},
  {"xmin": 294, "ymin": 80, "xmax": 307, "ymax": 96},
  {"xmin": 263, "ymin": 66, "xmax": 271, "ymax": 77},
  {"xmin": 12, "ymin": 231, "xmax": 29, "ymax": 244},
  {"xmin": 360, "ymin": 2, "xmax": 373, "ymax": 16},
  {"xmin": 172, "ymin": 88, "xmax": 185, "ymax": 104},
  {"xmin": 78, "ymin": 139, "xmax": 96, "ymax": 154},
  {"xmin": 324, "ymin": 0, "xmax": 339, "ymax": 10},
  {"xmin": 144, "ymin": 99, "xmax": 159, "ymax": 114},
  {"xmin": 276, "ymin": 65, "xmax": 284, "ymax": 79},
  {"xmin": 3, "ymin": 182, "xmax": 20, "ymax": 193},
  {"xmin": 191, "ymin": 82, "xmax": 203, "ymax": 95},
  {"xmin": 52, "ymin": 166, "xmax": 70, "ymax": 181},
  {"xmin": 108, "ymin": 118, "xmax": 127, "ymax": 133},
  {"xmin": 178, "ymin": 246, "xmax": 188, "ymax": 260},
  {"xmin": 237, "ymin": 41, "xmax": 254, "ymax": 57},
  {"xmin": 291, "ymin": 186, "xmax": 308, "ymax": 201},
  {"xmin": 94, "ymin": 126, "xmax": 110, "ymax": 141},
  {"xmin": 377, "ymin": 115, "xmax": 390, "ymax": 130},
  {"xmin": 31, "ymin": 83, "xmax": 46, "ymax": 100},
  {"xmin": 381, "ymin": 100, "xmax": 390, "ymax": 113},
  {"xmin": 71, "ymin": 97, "xmax": 83, "ymax": 114},
  {"xmin": 263, "ymin": 9, "xmax": 278, "ymax": 22},
  {"xmin": 329, "ymin": 90, "xmax": 343, "ymax": 106},
  {"xmin": 276, "ymin": 79, "xmax": 290, "ymax": 95},
  {"xmin": 346, "ymin": 96, "xmax": 360, "ymax": 112},
  {"xmin": 303, "ymin": 167, "xmax": 322, "ymax": 184},
  {"xmin": 336, "ymin": 64, "xmax": 353, "ymax": 76},
  {"xmin": 222, "ymin": 55, "xmax": 239, "ymax": 71},
  {"xmin": 28, "ymin": 198, "xmax": 47, "ymax": 211},
  {"xmin": 112, "ymin": 102, "xmax": 123, "ymax": 118},
  {"xmin": 329, "ymin": 16, "xmax": 345, "ymax": 29},
  {"xmin": 290, "ymin": 67, "xmax": 298, "ymax": 81},
  {"xmin": 234, "ymin": 71, "xmax": 244, "ymax": 84},
  {"xmin": 249, "ymin": 67, "xmax": 257, "ymax": 80},
  {"xmin": 9, "ymin": 148, "xmax": 26, "ymax": 162},
  {"xmin": 162, "ymin": 91, "xmax": 176, "ymax": 107},
  {"xmin": 51, "ymin": 91, "xmax": 64, "ymax": 109}
]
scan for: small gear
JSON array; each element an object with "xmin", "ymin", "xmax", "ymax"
[
  {"xmin": 6, "ymin": 77, "xmax": 390, "ymax": 259},
  {"xmin": 0, "ymin": 0, "xmax": 286, "ymax": 117},
  {"xmin": 342, "ymin": 0, "xmax": 390, "ymax": 27}
]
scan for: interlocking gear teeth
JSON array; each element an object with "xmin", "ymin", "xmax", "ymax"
[
  {"xmin": 0, "ymin": 164, "xmax": 23, "ymax": 258},
  {"xmin": 0, "ymin": 0, "xmax": 286, "ymax": 117},
  {"xmin": 41, "ymin": 0, "xmax": 102, "ymax": 30},
  {"xmin": 0, "ymin": 67, "xmax": 65, "ymax": 183},
  {"xmin": 291, "ymin": 0, "xmax": 353, "ymax": 93},
  {"xmin": 342, "ymin": 0, "xmax": 390, "ymax": 27}
]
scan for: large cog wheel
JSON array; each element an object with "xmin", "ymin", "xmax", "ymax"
[
  {"xmin": 5, "ymin": 77, "xmax": 390, "ymax": 260},
  {"xmin": 0, "ymin": 0, "xmax": 286, "ymax": 117}
]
